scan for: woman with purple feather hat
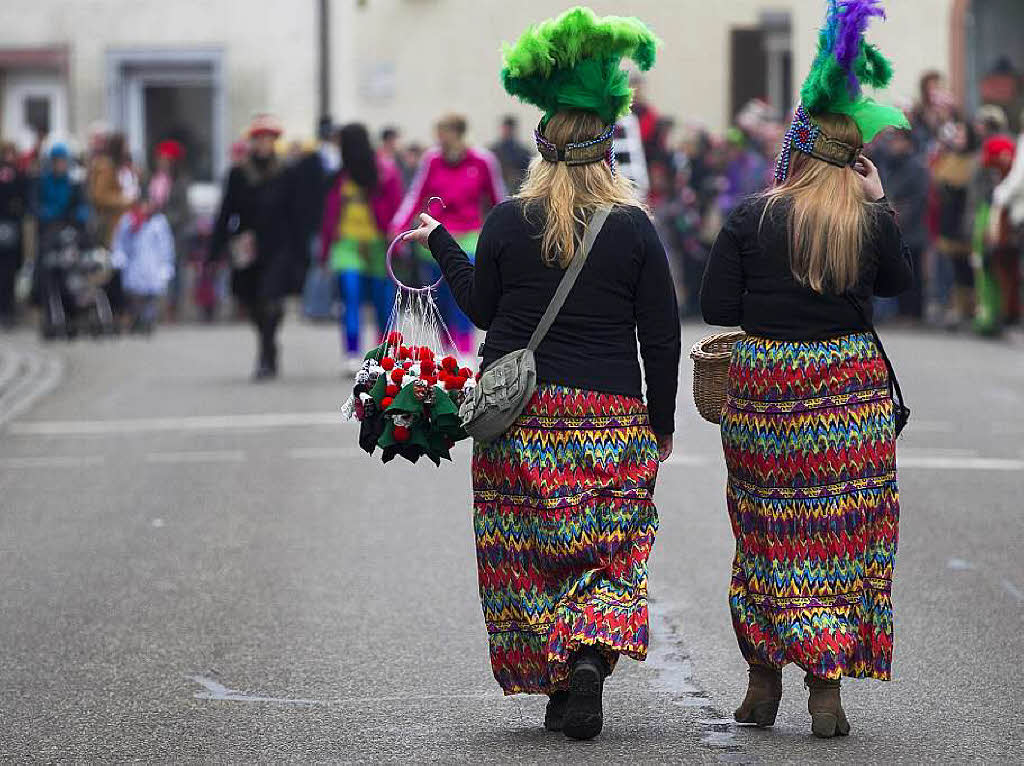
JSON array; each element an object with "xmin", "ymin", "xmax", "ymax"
[{"xmin": 701, "ymin": 0, "xmax": 912, "ymax": 739}]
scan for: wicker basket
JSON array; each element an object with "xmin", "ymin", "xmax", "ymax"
[{"xmin": 690, "ymin": 331, "xmax": 747, "ymax": 425}]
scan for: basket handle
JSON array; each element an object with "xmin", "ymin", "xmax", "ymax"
[{"xmin": 385, "ymin": 196, "xmax": 446, "ymax": 292}]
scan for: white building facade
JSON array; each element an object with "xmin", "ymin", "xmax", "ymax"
[
  {"xmin": 1, "ymin": 0, "xmax": 1020, "ymax": 180},
  {"xmin": 0, "ymin": 0, "xmax": 319, "ymax": 180}
]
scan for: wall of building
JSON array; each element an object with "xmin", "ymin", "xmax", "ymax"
[
  {"xmin": 0, "ymin": 0, "xmax": 318, "ymax": 141},
  {"xmin": 0, "ymin": 0, "xmax": 958, "ymax": 150},
  {"xmin": 336, "ymin": 0, "xmax": 956, "ymax": 146}
]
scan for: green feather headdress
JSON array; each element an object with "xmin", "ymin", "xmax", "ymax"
[
  {"xmin": 799, "ymin": 0, "xmax": 910, "ymax": 141},
  {"xmin": 501, "ymin": 7, "xmax": 660, "ymax": 127}
]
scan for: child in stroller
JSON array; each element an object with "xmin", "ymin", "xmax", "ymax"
[
  {"xmin": 38, "ymin": 223, "xmax": 115, "ymax": 340},
  {"xmin": 36, "ymin": 143, "xmax": 115, "ymax": 340}
]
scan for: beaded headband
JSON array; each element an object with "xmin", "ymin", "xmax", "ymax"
[
  {"xmin": 535, "ymin": 122, "xmax": 617, "ymax": 173},
  {"xmin": 774, "ymin": 104, "xmax": 862, "ymax": 183}
]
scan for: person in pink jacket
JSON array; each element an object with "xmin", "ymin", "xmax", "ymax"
[
  {"xmin": 391, "ymin": 113, "xmax": 506, "ymax": 354},
  {"xmin": 320, "ymin": 123, "xmax": 403, "ymax": 372}
]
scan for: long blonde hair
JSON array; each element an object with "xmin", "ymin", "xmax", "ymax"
[
  {"xmin": 764, "ymin": 113, "xmax": 870, "ymax": 293},
  {"xmin": 518, "ymin": 110, "xmax": 641, "ymax": 268}
]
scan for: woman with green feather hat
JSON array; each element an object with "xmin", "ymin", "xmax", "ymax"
[
  {"xmin": 406, "ymin": 7, "xmax": 680, "ymax": 741},
  {"xmin": 702, "ymin": 0, "xmax": 913, "ymax": 739}
]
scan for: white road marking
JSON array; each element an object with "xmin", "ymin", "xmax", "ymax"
[
  {"xmin": 287, "ymin": 446, "xmax": 365, "ymax": 460},
  {"xmin": 189, "ymin": 675, "xmax": 320, "ymax": 706},
  {"xmin": 945, "ymin": 559, "xmax": 1022, "ymax": 604},
  {"xmin": 646, "ymin": 604, "xmax": 740, "ymax": 749},
  {"xmin": 188, "ymin": 674, "xmax": 495, "ymax": 706},
  {"xmin": 897, "ymin": 456, "xmax": 1024, "ymax": 471},
  {"xmin": 947, "ymin": 558, "xmax": 977, "ymax": 571},
  {"xmin": 2, "ymin": 446, "xmax": 1018, "ymax": 473},
  {"xmin": 663, "ymin": 454, "xmax": 716, "ymax": 467},
  {"xmin": 993, "ymin": 422, "xmax": 1024, "ymax": 435},
  {"xmin": 908, "ymin": 420, "xmax": 958, "ymax": 433},
  {"xmin": 664, "ymin": 450, "xmax": 1024, "ymax": 471},
  {"xmin": 899, "ymin": 448, "xmax": 977, "ymax": 458},
  {"xmin": 0, "ymin": 348, "xmax": 64, "ymax": 429},
  {"xmin": 145, "ymin": 450, "xmax": 245, "ymax": 464},
  {"xmin": 0, "ymin": 455, "xmax": 105, "ymax": 469},
  {"xmin": 8, "ymin": 411, "xmax": 347, "ymax": 436},
  {"xmin": 1002, "ymin": 580, "xmax": 1024, "ymax": 603}
]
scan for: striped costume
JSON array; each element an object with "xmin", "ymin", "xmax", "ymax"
[
  {"xmin": 472, "ymin": 385, "xmax": 659, "ymax": 695},
  {"xmin": 722, "ymin": 333, "xmax": 899, "ymax": 680}
]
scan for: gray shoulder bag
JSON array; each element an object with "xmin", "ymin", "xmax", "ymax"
[{"xmin": 459, "ymin": 205, "xmax": 612, "ymax": 444}]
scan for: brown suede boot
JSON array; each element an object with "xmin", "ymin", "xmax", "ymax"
[
  {"xmin": 734, "ymin": 664, "xmax": 783, "ymax": 727},
  {"xmin": 805, "ymin": 672, "xmax": 851, "ymax": 738}
]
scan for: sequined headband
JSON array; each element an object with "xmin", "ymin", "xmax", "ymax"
[
  {"xmin": 775, "ymin": 105, "xmax": 862, "ymax": 183},
  {"xmin": 535, "ymin": 123, "xmax": 617, "ymax": 173}
]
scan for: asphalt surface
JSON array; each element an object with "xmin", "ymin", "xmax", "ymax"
[{"xmin": 0, "ymin": 319, "xmax": 1021, "ymax": 764}]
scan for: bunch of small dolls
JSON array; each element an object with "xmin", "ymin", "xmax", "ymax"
[{"xmin": 341, "ymin": 332, "xmax": 476, "ymax": 465}]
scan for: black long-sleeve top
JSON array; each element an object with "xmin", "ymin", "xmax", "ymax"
[
  {"xmin": 700, "ymin": 195, "xmax": 913, "ymax": 339},
  {"xmin": 427, "ymin": 200, "xmax": 681, "ymax": 435}
]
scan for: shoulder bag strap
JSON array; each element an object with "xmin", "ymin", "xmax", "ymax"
[
  {"xmin": 527, "ymin": 205, "xmax": 612, "ymax": 352},
  {"xmin": 842, "ymin": 294, "xmax": 907, "ymax": 408}
]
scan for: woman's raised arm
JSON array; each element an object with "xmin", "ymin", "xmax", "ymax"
[{"xmin": 411, "ymin": 213, "xmax": 501, "ymax": 330}]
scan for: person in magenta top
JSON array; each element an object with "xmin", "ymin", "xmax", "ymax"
[
  {"xmin": 390, "ymin": 113, "xmax": 505, "ymax": 354},
  {"xmin": 320, "ymin": 123, "xmax": 404, "ymax": 372}
]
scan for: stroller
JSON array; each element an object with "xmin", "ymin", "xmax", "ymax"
[{"xmin": 38, "ymin": 224, "xmax": 115, "ymax": 340}]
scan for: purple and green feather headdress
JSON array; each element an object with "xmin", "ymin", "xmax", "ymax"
[{"xmin": 777, "ymin": 0, "xmax": 910, "ymax": 182}]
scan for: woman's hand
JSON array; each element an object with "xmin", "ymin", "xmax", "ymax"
[
  {"xmin": 854, "ymin": 155, "xmax": 885, "ymax": 201},
  {"xmin": 655, "ymin": 433, "xmax": 673, "ymax": 463},
  {"xmin": 403, "ymin": 213, "xmax": 441, "ymax": 247},
  {"xmin": 987, "ymin": 205, "xmax": 1004, "ymax": 246}
]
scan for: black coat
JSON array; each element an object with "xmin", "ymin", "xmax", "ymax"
[
  {"xmin": 210, "ymin": 158, "xmax": 305, "ymax": 303},
  {"xmin": 289, "ymin": 150, "xmax": 331, "ymax": 250},
  {"xmin": 878, "ymin": 153, "xmax": 929, "ymax": 252},
  {"xmin": 0, "ymin": 164, "xmax": 28, "ymax": 266}
]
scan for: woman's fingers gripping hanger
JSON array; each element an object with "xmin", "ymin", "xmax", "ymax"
[{"xmin": 404, "ymin": 214, "xmax": 441, "ymax": 247}]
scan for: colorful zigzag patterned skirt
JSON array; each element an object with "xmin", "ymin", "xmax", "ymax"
[
  {"xmin": 472, "ymin": 385, "xmax": 659, "ymax": 695},
  {"xmin": 722, "ymin": 333, "xmax": 899, "ymax": 680}
]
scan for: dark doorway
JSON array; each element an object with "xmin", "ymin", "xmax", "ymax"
[
  {"xmin": 730, "ymin": 28, "xmax": 766, "ymax": 122},
  {"xmin": 25, "ymin": 96, "xmax": 51, "ymax": 135},
  {"xmin": 965, "ymin": 0, "xmax": 1024, "ymax": 129},
  {"xmin": 144, "ymin": 84, "xmax": 215, "ymax": 181},
  {"xmin": 729, "ymin": 12, "xmax": 793, "ymax": 123}
]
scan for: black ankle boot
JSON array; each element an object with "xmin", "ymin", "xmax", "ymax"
[
  {"xmin": 266, "ymin": 343, "xmax": 278, "ymax": 375},
  {"xmin": 252, "ymin": 345, "xmax": 278, "ymax": 382},
  {"xmin": 562, "ymin": 647, "xmax": 607, "ymax": 740},
  {"xmin": 252, "ymin": 359, "xmax": 275, "ymax": 381},
  {"xmin": 544, "ymin": 691, "xmax": 569, "ymax": 732}
]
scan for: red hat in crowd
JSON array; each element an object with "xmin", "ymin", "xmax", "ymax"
[
  {"xmin": 247, "ymin": 114, "xmax": 283, "ymax": 139},
  {"xmin": 156, "ymin": 139, "xmax": 185, "ymax": 162},
  {"xmin": 981, "ymin": 135, "xmax": 1016, "ymax": 172}
]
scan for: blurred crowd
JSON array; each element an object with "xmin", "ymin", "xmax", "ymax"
[
  {"xmin": 1, "ymin": 68, "xmax": 1022, "ymax": 354},
  {"xmin": 645, "ymin": 71, "xmax": 1024, "ymax": 337},
  {"xmin": 0, "ymin": 128, "xmax": 199, "ymax": 335}
]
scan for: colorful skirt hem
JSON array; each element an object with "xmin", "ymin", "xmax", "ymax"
[
  {"xmin": 472, "ymin": 385, "xmax": 659, "ymax": 695},
  {"xmin": 722, "ymin": 333, "xmax": 900, "ymax": 681}
]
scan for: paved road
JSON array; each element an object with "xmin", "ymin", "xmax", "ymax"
[{"xmin": 0, "ymin": 320, "xmax": 1021, "ymax": 763}]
